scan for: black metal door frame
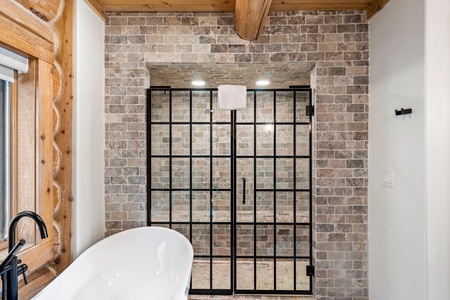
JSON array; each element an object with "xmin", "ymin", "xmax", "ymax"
[{"xmin": 147, "ymin": 87, "xmax": 313, "ymax": 295}]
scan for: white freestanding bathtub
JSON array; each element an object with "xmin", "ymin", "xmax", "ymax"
[{"xmin": 32, "ymin": 227, "xmax": 193, "ymax": 300}]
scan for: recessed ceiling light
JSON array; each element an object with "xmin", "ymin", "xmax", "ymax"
[
  {"xmin": 192, "ymin": 80, "xmax": 205, "ymax": 86},
  {"xmin": 256, "ymin": 80, "xmax": 270, "ymax": 86}
]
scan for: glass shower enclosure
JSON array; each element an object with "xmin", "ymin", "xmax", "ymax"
[{"xmin": 147, "ymin": 87, "xmax": 313, "ymax": 295}]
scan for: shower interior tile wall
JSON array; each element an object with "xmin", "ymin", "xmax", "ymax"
[{"xmin": 105, "ymin": 11, "xmax": 368, "ymax": 299}]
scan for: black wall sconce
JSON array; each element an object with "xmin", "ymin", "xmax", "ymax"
[{"xmin": 395, "ymin": 108, "xmax": 412, "ymax": 116}]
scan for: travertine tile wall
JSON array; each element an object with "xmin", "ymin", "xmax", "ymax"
[{"xmin": 105, "ymin": 11, "xmax": 368, "ymax": 300}]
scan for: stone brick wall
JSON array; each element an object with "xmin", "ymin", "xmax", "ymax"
[{"xmin": 105, "ymin": 11, "xmax": 368, "ymax": 299}]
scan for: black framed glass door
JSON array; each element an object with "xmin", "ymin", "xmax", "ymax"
[{"xmin": 147, "ymin": 87, "xmax": 312, "ymax": 295}]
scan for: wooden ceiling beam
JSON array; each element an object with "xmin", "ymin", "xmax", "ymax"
[
  {"xmin": 366, "ymin": 0, "xmax": 390, "ymax": 20},
  {"xmin": 84, "ymin": 0, "xmax": 107, "ymax": 21},
  {"xmin": 270, "ymin": 4, "xmax": 368, "ymax": 11},
  {"xmin": 234, "ymin": 0, "xmax": 272, "ymax": 41},
  {"xmin": 100, "ymin": 4, "xmax": 234, "ymax": 12},
  {"xmin": 96, "ymin": 0, "xmax": 390, "ymax": 16}
]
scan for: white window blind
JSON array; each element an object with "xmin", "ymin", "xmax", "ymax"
[{"xmin": 0, "ymin": 47, "xmax": 28, "ymax": 83}]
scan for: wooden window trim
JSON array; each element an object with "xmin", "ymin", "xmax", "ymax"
[{"xmin": 0, "ymin": 0, "xmax": 55, "ymax": 273}]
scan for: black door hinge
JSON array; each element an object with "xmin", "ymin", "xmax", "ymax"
[
  {"xmin": 306, "ymin": 105, "xmax": 314, "ymax": 116},
  {"xmin": 306, "ymin": 265, "xmax": 315, "ymax": 277}
]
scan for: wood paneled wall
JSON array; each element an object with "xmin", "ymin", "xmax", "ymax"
[
  {"xmin": 1, "ymin": 0, "xmax": 75, "ymax": 297},
  {"xmin": 51, "ymin": 0, "xmax": 74, "ymax": 275}
]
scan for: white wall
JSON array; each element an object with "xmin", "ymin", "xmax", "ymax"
[
  {"xmin": 369, "ymin": 0, "xmax": 427, "ymax": 299},
  {"xmin": 425, "ymin": 0, "xmax": 450, "ymax": 299},
  {"xmin": 73, "ymin": 0, "xmax": 105, "ymax": 257}
]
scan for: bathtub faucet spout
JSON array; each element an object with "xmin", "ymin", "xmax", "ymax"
[{"xmin": 4, "ymin": 211, "xmax": 48, "ymax": 300}]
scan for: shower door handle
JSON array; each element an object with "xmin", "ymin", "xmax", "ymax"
[{"xmin": 242, "ymin": 178, "xmax": 246, "ymax": 205}]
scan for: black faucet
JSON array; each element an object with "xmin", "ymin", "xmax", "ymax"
[
  {"xmin": 0, "ymin": 240, "xmax": 26, "ymax": 300},
  {"xmin": 0, "ymin": 211, "xmax": 48, "ymax": 300}
]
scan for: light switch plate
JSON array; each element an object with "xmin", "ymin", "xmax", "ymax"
[{"xmin": 382, "ymin": 169, "xmax": 394, "ymax": 188}]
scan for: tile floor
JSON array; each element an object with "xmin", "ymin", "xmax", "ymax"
[
  {"xmin": 189, "ymin": 295, "xmax": 313, "ymax": 299},
  {"xmin": 189, "ymin": 259, "xmax": 313, "ymax": 299}
]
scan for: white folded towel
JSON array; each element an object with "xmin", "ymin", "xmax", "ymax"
[{"xmin": 218, "ymin": 85, "xmax": 247, "ymax": 110}]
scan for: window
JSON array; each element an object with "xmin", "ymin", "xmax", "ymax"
[
  {"xmin": 0, "ymin": 79, "xmax": 11, "ymax": 242},
  {"xmin": 0, "ymin": 3, "xmax": 55, "ymax": 274},
  {"xmin": 0, "ymin": 47, "xmax": 34, "ymax": 248}
]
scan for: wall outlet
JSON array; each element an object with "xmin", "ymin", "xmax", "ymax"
[{"xmin": 382, "ymin": 169, "xmax": 394, "ymax": 188}]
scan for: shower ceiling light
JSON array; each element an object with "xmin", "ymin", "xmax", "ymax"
[
  {"xmin": 192, "ymin": 80, "xmax": 205, "ymax": 86},
  {"xmin": 256, "ymin": 80, "xmax": 270, "ymax": 86}
]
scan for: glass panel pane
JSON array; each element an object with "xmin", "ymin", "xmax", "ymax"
[
  {"xmin": 154, "ymin": 223, "xmax": 170, "ymax": 229},
  {"xmin": 236, "ymin": 225, "xmax": 254, "ymax": 256},
  {"xmin": 276, "ymin": 259, "xmax": 295, "ymax": 291},
  {"xmin": 192, "ymin": 158, "xmax": 209, "ymax": 189},
  {"xmin": 213, "ymin": 259, "xmax": 231, "ymax": 289},
  {"xmin": 296, "ymin": 225, "xmax": 310, "ymax": 257},
  {"xmin": 192, "ymin": 224, "xmax": 210, "ymax": 255},
  {"xmin": 236, "ymin": 91, "xmax": 254, "ymax": 122},
  {"xmin": 148, "ymin": 88, "xmax": 312, "ymax": 294},
  {"xmin": 256, "ymin": 91, "xmax": 273, "ymax": 123},
  {"xmin": 192, "ymin": 90, "xmax": 210, "ymax": 122},
  {"xmin": 296, "ymin": 125, "xmax": 309, "ymax": 156},
  {"xmin": 150, "ymin": 124, "xmax": 169, "ymax": 155},
  {"xmin": 172, "ymin": 191, "xmax": 190, "ymax": 222},
  {"xmin": 172, "ymin": 158, "xmax": 189, "ymax": 189},
  {"xmin": 150, "ymin": 90, "xmax": 169, "ymax": 122},
  {"xmin": 296, "ymin": 192, "xmax": 310, "ymax": 223},
  {"xmin": 295, "ymin": 91, "xmax": 309, "ymax": 123},
  {"xmin": 192, "ymin": 125, "xmax": 210, "ymax": 155},
  {"xmin": 0, "ymin": 80, "xmax": 9, "ymax": 241},
  {"xmin": 256, "ymin": 259, "xmax": 274, "ymax": 290},
  {"xmin": 172, "ymin": 124, "xmax": 190, "ymax": 155},
  {"xmin": 212, "ymin": 91, "xmax": 230, "ymax": 122},
  {"xmin": 256, "ymin": 225, "xmax": 274, "ymax": 256},
  {"xmin": 236, "ymin": 125, "xmax": 253, "ymax": 157},
  {"xmin": 192, "ymin": 258, "xmax": 210, "ymax": 289},
  {"xmin": 212, "ymin": 191, "xmax": 230, "ymax": 222},
  {"xmin": 192, "ymin": 191, "xmax": 210, "ymax": 222},
  {"xmin": 296, "ymin": 259, "xmax": 310, "ymax": 290},
  {"xmin": 256, "ymin": 192, "xmax": 273, "ymax": 223},
  {"xmin": 236, "ymin": 258, "xmax": 254, "ymax": 290},
  {"xmin": 276, "ymin": 225, "xmax": 294, "ymax": 256},
  {"xmin": 296, "ymin": 158, "xmax": 309, "ymax": 189},
  {"xmin": 276, "ymin": 192, "xmax": 294, "ymax": 223},
  {"xmin": 172, "ymin": 91, "xmax": 189, "ymax": 122},
  {"xmin": 17, "ymin": 74, "xmax": 37, "ymax": 245},
  {"xmin": 276, "ymin": 91, "xmax": 294, "ymax": 122},
  {"xmin": 256, "ymin": 158, "xmax": 273, "ymax": 189},
  {"xmin": 276, "ymin": 125, "xmax": 293, "ymax": 156},
  {"xmin": 213, "ymin": 225, "xmax": 231, "ymax": 256},
  {"xmin": 256, "ymin": 125, "xmax": 273, "ymax": 156},
  {"xmin": 150, "ymin": 191, "xmax": 169, "ymax": 222},
  {"xmin": 150, "ymin": 158, "xmax": 169, "ymax": 189},
  {"xmin": 237, "ymin": 158, "xmax": 254, "ymax": 223},
  {"xmin": 212, "ymin": 158, "xmax": 230, "ymax": 189},
  {"xmin": 276, "ymin": 158, "xmax": 294, "ymax": 189},
  {"xmin": 212, "ymin": 124, "xmax": 231, "ymax": 156},
  {"xmin": 172, "ymin": 223, "xmax": 190, "ymax": 241}
]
